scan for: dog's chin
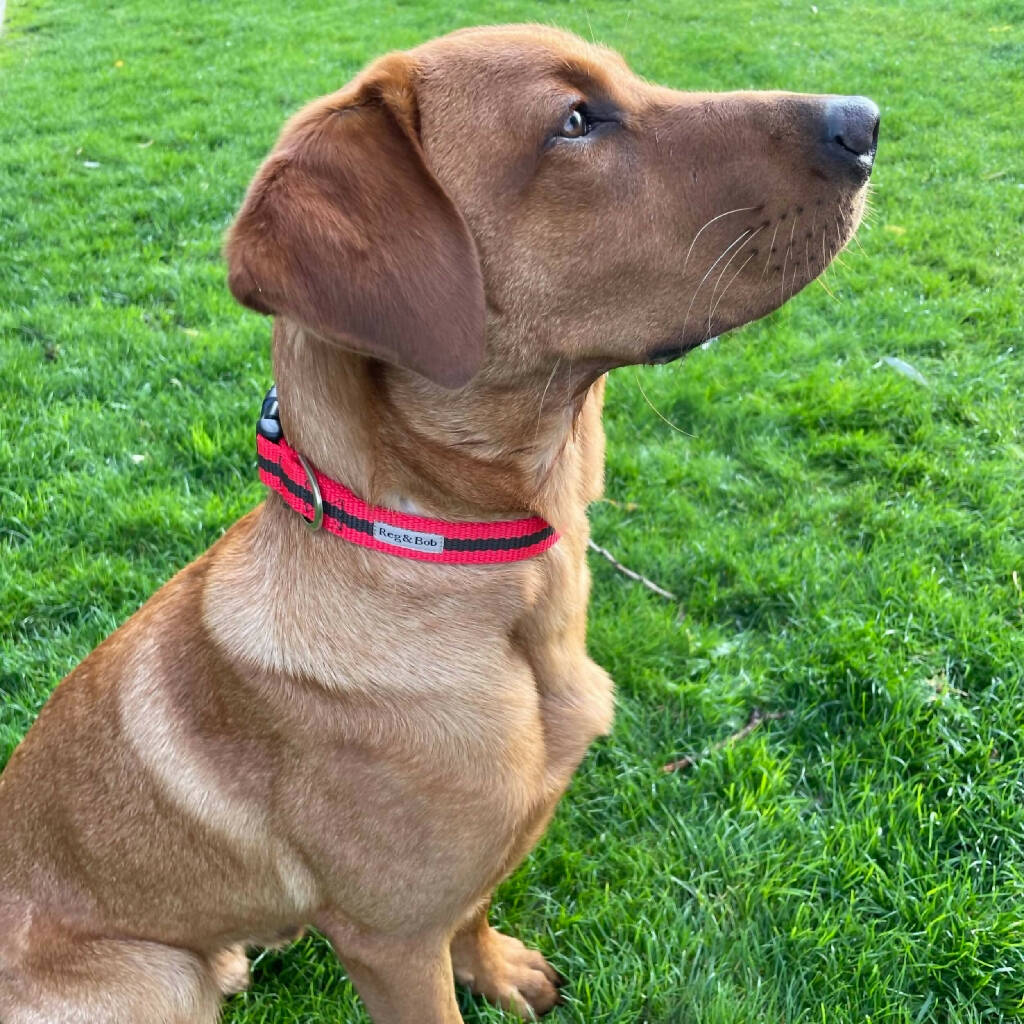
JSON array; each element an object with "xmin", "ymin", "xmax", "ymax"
[
  {"xmin": 643, "ymin": 189, "xmax": 868, "ymax": 372},
  {"xmin": 645, "ymin": 341, "xmax": 698, "ymax": 365},
  {"xmin": 657, "ymin": 189, "xmax": 870, "ymax": 361},
  {"xmin": 645, "ymin": 318, "xmax": 738, "ymax": 365}
]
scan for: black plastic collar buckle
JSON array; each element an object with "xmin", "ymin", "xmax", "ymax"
[{"xmin": 257, "ymin": 384, "xmax": 283, "ymax": 442}]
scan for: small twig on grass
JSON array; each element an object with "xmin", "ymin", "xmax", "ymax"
[
  {"xmin": 662, "ymin": 706, "xmax": 788, "ymax": 773},
  {"xmin": 587, "ymin": 538, "xmax": 677, "ymax": 602}
]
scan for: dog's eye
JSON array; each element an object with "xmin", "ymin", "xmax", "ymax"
[{"xmin": 559, "ymin": 108, "xmax": 591, "ymax": 139}]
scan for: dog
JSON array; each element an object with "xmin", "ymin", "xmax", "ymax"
[{"xmin": 0, "ymin": 24, "xmax": 877, "ymax": 1024}]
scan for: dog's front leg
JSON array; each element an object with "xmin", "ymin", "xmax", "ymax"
[
  {"xmin": 317, "ymin": 916, "xmax": 463, "ymax": 1024},
  {"xmin": 450, "ymin": 900, "xmax": 564, "ymax": 1018}
]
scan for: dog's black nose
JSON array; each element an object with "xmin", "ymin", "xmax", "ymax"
[{"xmin": 823, "ymin": 96, "xmax": 880, "ymax": 177}]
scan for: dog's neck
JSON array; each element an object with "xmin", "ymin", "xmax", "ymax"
[{"xmin": 271, "ymin": 321, "xmax": 601, "ymax": 530}]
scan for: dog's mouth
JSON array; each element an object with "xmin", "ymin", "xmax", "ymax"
[
  {"xmin": 646, "ymin": 342, "xmax": 692, "ymax": 365},
  {"xmin": 645, "ymin": 336, "xmax": 721, "ymax": 365}
]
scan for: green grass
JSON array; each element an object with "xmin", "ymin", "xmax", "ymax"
[{"xmin": 2, "ymin": 0, "xmax": 1023, "ymax": 1021}]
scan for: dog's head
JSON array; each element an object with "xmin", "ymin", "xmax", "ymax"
[{"xmin": 226, "ymin": 25, "xmax": 877, "ymax": 391}]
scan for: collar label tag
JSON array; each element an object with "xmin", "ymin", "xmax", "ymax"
[{"xmin": 373, "ymin": 521, "xmax": 446, "ymax": 554}]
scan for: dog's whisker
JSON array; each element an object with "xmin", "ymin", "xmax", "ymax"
[
  {"xmin": 683, "ymin": 206, "xmax": 759, "ymax": 273},
  {"xmin": 682, "ymin": 227, "xmax": 752, "ymax": 331},
  {"xmin": 632, "ymin": 371, "xmax": 696, "ymax": 437},
  {"xmin": 533, "ymin": 358, "xmax": 562, "ymax": 445},
  {"xmin": 779, "ymin": 223, "xmax": 796, "ymax": 306},
  {"xmin": 708, "ymin": 248, "xmax": 757, "ymax": 328},
  {"xmin": 779, "ymin": 214, "xmax": 799, "ymax": 302},
  {"xmin": 706, "ymin": 225, "xmax": 763, "ymax": 331},
  {"xmin": 814, "ymin": 274, "xmax": 837, "ymax": 300},
  {"xmin": 704, "ymin": 235, "xmax": 761, "ymax": 327},
  {"xmin": 760, "ymin": 220, "xmax": 780, "ymax": 281}
]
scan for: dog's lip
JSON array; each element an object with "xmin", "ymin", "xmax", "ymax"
[
  {"xmin": 645, "ymin": 335, "xmax": 719, "ymax": 365},
  {"xmin": 646, "ymin": 345, "xmax": 688, "ymax": 365}
]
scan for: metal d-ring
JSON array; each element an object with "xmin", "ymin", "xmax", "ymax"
[{"xmin": 295, "ymin": 453, "xmax": 324, "ymax": 532}]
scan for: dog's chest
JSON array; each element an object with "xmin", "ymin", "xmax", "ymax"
[{"xmin": 517, "ymin": 526, "xmax": 616, "ymax": 787}]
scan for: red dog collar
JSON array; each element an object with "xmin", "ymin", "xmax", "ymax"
[{"xmin": 256, "ymin": 387, "xmax": 559, "ymax": 564}]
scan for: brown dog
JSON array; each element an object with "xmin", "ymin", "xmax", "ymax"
[{"xmin": 0, "ymin": 24, "xmax": 877, "ymax": 1024}]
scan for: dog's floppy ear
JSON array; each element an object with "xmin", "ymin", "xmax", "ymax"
[{"xmin": 225, "ymin": 56, "xmax": 485, "ymax": 389}]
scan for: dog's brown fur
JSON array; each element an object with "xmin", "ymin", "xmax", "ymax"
[{"xmin": 0, "ymin": 25, "xmax": 872, "ymax": 1024}]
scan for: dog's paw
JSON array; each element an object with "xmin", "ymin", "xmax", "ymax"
[
  {"xmin": 453, "ymin": 928, "xmax": 565, "ymax": 1018},
  {"xmin": 209, "ymin": 944, "xmax": 251, "ymax": 996}
]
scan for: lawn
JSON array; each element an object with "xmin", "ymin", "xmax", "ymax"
[{"xmin": 1, "ymin": 0, "xmax": 1022, "ymax": 1021}]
